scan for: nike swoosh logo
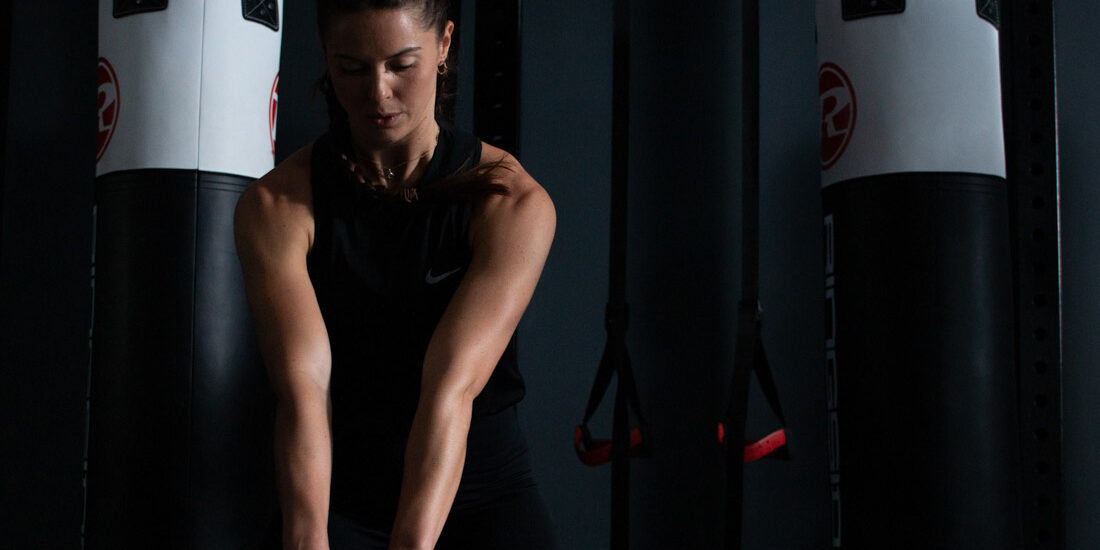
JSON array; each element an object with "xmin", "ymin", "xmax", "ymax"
[{"xmin": 425, "ymin": 266, "xmax": 463, "ymax": 285}]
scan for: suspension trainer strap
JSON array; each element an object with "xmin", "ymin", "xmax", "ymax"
[
  {"xmin": 724, "ymin": 304, "xmax": 757, "ymax": 550},
  {"xmin": 572, "ymin": 2, "xmax": 652, "ymax": 549},
  {"xmin": 575, "ymin": 302, "xmax": 651, "ymax": 468},
  {"xmin": 607, "ymin": 3, "xmax": 634, "ymax": 549},
  {"xmin": 723, "ymin": 0, "xmax": 789, "ymax": 548}
]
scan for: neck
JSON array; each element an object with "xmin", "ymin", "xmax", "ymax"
[{"xmin": 349, "ymin": 117, "xmax": 440, "ymax": 188}]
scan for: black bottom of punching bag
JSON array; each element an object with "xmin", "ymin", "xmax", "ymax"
[
  {"xmin": 824, "ymin": 173, "xmax": 1020, "ymax": 549},
  {"xmin": 87, "ymin": 170, "xmax": 276, "ymax": 549}
]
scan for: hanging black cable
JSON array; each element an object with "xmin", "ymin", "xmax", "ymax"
[{"xmin": 573, "ymin": 2, "xmax": 651, "ymax": 549}]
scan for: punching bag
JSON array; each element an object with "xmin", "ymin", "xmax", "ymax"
[
  {"xmin": 818, "ymin": 2, "xmax": 1019, "ymax": 548},
  {"xmin": 88, "ymin": 1, "xmax": 282, "ymax": 547}
]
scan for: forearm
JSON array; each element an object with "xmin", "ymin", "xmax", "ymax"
[
  {"xmin": 274, "ymin": 395, "xmax": 333, "ymax": 549},
  {"xmin": 389, "ymin": 391, "xmax": 473, "ymax": 550}
]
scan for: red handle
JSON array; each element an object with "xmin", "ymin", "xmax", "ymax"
[
  {"xmin": 574, "ymin": 425, "xmax": 646, "ymax": 467},
  {"xmin": 718, "ymin": 423, "xmax": 788, "ymax": 463}
]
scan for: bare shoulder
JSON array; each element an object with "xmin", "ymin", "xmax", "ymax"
[
  {"xmin": 236, "ymin": 143, "xmax": 313, "ymax": 225},
  {"xmin": 235, "ymin": 143, "xmax": 315, "ymax": 253},
  {"xmin": 476, "ymin": 142, "xmax": 556, "ymax": 238}
]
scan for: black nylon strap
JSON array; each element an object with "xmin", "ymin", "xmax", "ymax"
[
  {"xmin": 740, "ymin": 0, "xmax": 760, "ymax": 305},
  {"xmin": 575, "ymin": 1, "xmax": 642, "ymax": 548},
  {"xmin": 581, "ymin": 304, "xmax": 629, "ymax": 426},
  {"xmin": 608, "ymin": 3, "xmax": 632, "ymax": 549},
  {"xmin": 724, "ymin": 0, "xmax": 788, "ymax": 547},
  {"xmin": 724, "ymin": 303, "xmax": 758, "ymax": 550},
  {"xmin": 752, "ymin": 338, "xmax": 788, "ymax": 430}
]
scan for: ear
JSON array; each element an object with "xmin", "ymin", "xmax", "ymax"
[{"xmin": 439, "ymin": 20, "xmax": 455, "ymax": 63}]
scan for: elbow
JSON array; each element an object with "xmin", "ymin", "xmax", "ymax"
[
  {"xmin": 418, "ymin": 351, "xmax": 493, "ymax": 415},
  {"xmin": 265, "ymin": 351, "xmax": 332, "ymax": 409},
  {"xmin": 458, "ymin": 374, "xmax": 488, "ymax": 405},
  {"xmin": 433, "ymin": 383, "xmax": 480, "ymax": 414},
  {"xmin": 273, "ymin": 380, "xmax": 330, "ymax": 418},
  {"xmin": 418, "ymin": 371, "xmax": 483, "ymax": 415}
]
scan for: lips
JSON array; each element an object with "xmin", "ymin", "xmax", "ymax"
[{"xmin": 371, "ymin": 112, "xmax": 401, "ymax": 127}]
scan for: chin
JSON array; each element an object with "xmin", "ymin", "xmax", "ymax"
[
  {"xmin": 352, "ymin": 111, "xmax": 430, "ymax": 146},
  {"xmin": 354, "ymin": 124, "xmax": 404, "ymax": 146}
]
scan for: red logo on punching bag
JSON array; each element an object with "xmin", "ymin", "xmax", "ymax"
[
  {"xmin": 819, "ymin": 62, "xmax": 856, "ymax": 171},
  {"xmin": 269, "ymin": 73, "xmax": 279, "ymax": 156},
  {"xmin": 97, "ymin": 57, "xmax": 120, "ymax": 163}
]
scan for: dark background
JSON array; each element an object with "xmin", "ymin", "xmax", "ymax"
[{"xmin": 2, "ymin": 1, "xmax": 1098, "ymax": 548}]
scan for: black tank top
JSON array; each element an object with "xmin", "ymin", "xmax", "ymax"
[{"xmin": 307, "ymin": 122, "xmax": 530, "ymax": 526}]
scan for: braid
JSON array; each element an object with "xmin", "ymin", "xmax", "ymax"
[{"xmin": 317, "ymin": 71, "xmax": 351, "ymax": 149}]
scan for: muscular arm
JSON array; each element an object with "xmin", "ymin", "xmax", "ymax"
[
  {"xmin": 387, "ymin": 152, "xmax": 556, "ymax": 550},
  {"xmin": 234, "ymin": 147, "xmax": 333, "ymax": 550}
]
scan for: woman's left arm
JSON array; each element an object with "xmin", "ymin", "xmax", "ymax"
[{"xmin": 387, "ymin": 157, "xmax": 556, "ymax": 550}]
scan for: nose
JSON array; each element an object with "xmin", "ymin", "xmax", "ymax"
[{"xmin": 366, "ymin": 69, "xmax": 393, "ymax": 103}]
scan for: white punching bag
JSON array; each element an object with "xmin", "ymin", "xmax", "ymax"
[
  {"xmin": 89, "ymin": 1, "xmax": 282, "ymax": 547},
  {"xmin": 818, "ymin": 1, "xmax": 1019, "ymax": 548}
]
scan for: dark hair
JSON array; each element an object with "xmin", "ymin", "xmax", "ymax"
[
  {"xmin": 317, "ymin": 0, "xmax": 449, "ymax": 40},
  {"xmin": 315, "ymin": 0, "xmax": 508, "ymax": 198}
]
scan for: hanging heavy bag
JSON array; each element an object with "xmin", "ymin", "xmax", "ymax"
[
  {"xmin": 817, "ymin": 2, "xmax": 1018, "ymax": 547},
  {"xmin": 88, "ymin": 1, "xmax": 282, "ymax": 547}
]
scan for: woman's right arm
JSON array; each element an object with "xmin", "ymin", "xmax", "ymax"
[{"xmin": 234, "ymin": 146, "xmax": 333, "ymax": 550}]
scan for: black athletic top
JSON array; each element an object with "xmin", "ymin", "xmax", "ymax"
[{"xmin": 307, "ymin": 122, "xmax": 530, "ymax": 528}]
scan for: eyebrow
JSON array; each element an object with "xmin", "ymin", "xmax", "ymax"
[{"xmin": 334, "ymin": 46, "xmax": 422, "ymax": 62}]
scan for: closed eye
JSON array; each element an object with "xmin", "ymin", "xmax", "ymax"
[{"xmin": 389, "ymin": 56, "xmax": 419, "ymax": 72}]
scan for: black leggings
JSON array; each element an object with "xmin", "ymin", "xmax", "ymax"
[{"xmin": 328, "ymin": 483, "xmax": 557, "ymax": 550}]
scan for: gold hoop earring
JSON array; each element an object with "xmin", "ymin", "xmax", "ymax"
[{"xmin": 437, "ymin": 61, "xmax": 448, "ymax": 76}]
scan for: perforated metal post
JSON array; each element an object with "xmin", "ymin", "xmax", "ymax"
[
  {"xmin": 1000, "ymin": 1, "xmax": 1063, "ymax": 548},
  {"xmin": 473, "ymin": 0, "xmax": 521, "ymax": 157},
  {"xmin": 0, "ymin": 0, "xmax": 9, "ymax": 259}
]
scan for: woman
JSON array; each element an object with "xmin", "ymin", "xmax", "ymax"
[{"xmin": 234, "ymin": 1, "xmax": 557, "ymax": 548}]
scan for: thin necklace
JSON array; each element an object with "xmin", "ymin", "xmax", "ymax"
[{"xmin": 340, "ymin": 141, "xmax": 436, "ymax": 202}]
